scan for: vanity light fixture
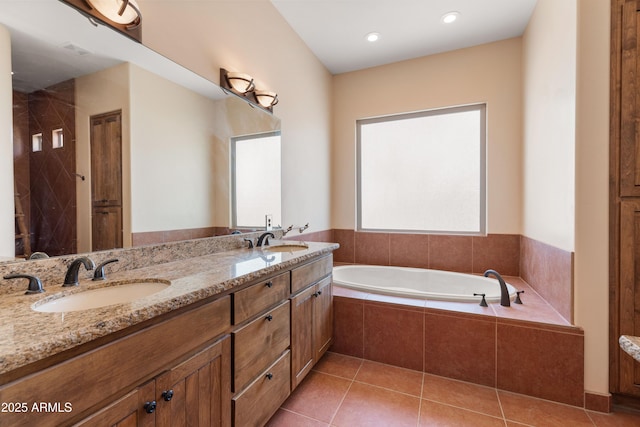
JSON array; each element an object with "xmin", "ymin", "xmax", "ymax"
[
  {"xmin": 86, "ymin": 0, "xmax": 142, "ymax": 29},
  {"xmin": 254, "ymin": 91, "xmax": 278, "ymax": 109},
  {"xmin": 224, "ymin": 71, "xmax": 256, "ymax": 94},
  {"xmin": 60, "ymin": 0, "xmax": 143, "ymax": 42},
  {"xmin": 220, "ymin": 68, "xmax": 278, "ymax": 113},
  {"xmin": 441, "ymin": 11, "xmax": 460, "ymax": 24}
]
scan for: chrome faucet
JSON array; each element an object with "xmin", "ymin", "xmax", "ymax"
[
  {"xmin": 63, "ymin": 256, "xmax": 95, "ymax": 287},
  {"xmin": 483, "ymin": 269, "xmax": 510, "ymax": 307},
  {"xmin": 256, "ymin": 232, "xmax": 275, "ymax": 247}
]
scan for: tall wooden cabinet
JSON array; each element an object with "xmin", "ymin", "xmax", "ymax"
[{"xmin": 611, "ymin": 0, "xmax": 640, "ymax": 402}]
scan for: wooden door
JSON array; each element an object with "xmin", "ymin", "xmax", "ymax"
[
  {"xmin": 611, "ymin": 0, "xmax": 640, "ymax": 401},
  {"xmin": 91, "ymin": 111, "xmax": 123, "ymax": 250},
  {"xmin": 618, "ymin": 201, "xmax": 640, "ymax": 395},
  {"xmin": 155, "ymin": 337, "xmax": 231, "ymax": 427}
]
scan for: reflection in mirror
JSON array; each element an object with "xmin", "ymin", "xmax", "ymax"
[
  {"xmin": 232, "ymin": 131, "xmax": 282, "ymax": 229},
  {"xmin": 2, "ymin": 0, "xmax": 281, "ymax": 261}
]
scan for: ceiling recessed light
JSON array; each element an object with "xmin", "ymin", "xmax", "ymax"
[
  {"xmin": 365, "ymin": 32, "xmax": 380, "ymax": 42},
  {"xmin": 442, "ymin": 12, "xmax": 460, "ymax": 24}
]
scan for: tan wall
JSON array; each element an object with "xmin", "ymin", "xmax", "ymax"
[
  {"xmin": 0, "ymin": 25, "xmax": 14, "ymax": 258},
  {"xmin": 331, "ymin": 38, "xmax": 523, "ymax": 233},
  {"xmin": 75, "ymin": 63, "xmax": 131, "ymax": 251},
  {"xmin": 522, "ymin": 0, "xmax": 577, "ymax": 252},
  {"xmin": 575, "ymin": 0, "xmax": 610, "ymax": 398},
  {"xmin": 139, "ymin": 0, "xmax": 333, "ymax": 234}
]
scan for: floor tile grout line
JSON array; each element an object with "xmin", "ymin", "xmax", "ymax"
[
  {"xmin": 420, "ymin": 395, "xmax": 508, "ymax": 422},
  {"xmin": 584, "ymin": 409, "xmax": 599, "ymax": 427},
  {"xmin": 495, "ymin": 387, "xmax": 507, "ymax": 424},
  {"xmin": 275, "ymin": 407, "xmax": 331, "ymax": 426},
  {"xmin": 326, "ymin": 359, "xmax": 363, "ymax": 426}
]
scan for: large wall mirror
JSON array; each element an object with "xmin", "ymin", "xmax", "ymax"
[{"xmin": 1, "ymin": 0, "xmax": 281, "ymax": 260}]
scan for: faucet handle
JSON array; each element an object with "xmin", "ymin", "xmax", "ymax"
[
  {"xmin": 473, "ymin": 293, "xmax": 488, "ymax": 307},
  {"xmin": 515, "ymin": 290, "xmax": 525, "ymax": 304},
  {"xmin": 4, "ymin": 274, "xmax": 45, "ymax": 295},
  {"xmin": 93, "ymin": 258, "xmax": 119, "ymax": 281},
  {"xmin": 243, "ymin": 238, "xmax": 254, "ymax": 249}
]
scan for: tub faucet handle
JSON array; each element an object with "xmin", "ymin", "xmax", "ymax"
[
  {"xmin": 473, "ymin": 293, "xmax": 488, "ymax": 307},
  {"xmin": 515, "ymin": 290, "xmax": 525, "ymax": 304}
]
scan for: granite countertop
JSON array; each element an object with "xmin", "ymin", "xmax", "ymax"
[
  {"xmin": 620, "ymin": 335, "xmax": 640, "ymax": 362},
  {"xmin": 0, "ymin": 241, "xmax": 338, "ymax": 376}
]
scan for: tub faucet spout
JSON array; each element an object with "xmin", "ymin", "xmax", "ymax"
[{"xmin": 483, "ymin": 269, "xmax": 510, "ymax": 307}]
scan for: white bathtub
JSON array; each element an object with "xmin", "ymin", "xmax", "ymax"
[{"xmin": 333, "ymin": 265, "xmax": 517, "ymax": 303}]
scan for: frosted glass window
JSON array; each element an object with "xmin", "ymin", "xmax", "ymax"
[
  {"xmin": 52, "ymin": 128, "xmax": 64, "ymax": 149},
  {"xmin": 32, "ymin": 133, "xmax": 43, "ymax": 152},
  {"xmin": 357, "ymin": 104, "xmax": 486, "ymax": 234},
  {"xmin": 232, "ymin": 132, "xmax": 281, "ymax": 229}
]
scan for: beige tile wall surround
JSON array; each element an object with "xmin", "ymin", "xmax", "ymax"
[
  {"xmin": 332, "ymin": 279, "xmax": 585, "ymax": 408},
  {"xmin": 327, "ymin": 229, "xmax": 572, "ymax": 323}
]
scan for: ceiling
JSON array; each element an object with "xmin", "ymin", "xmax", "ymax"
[{"xmin": 271, "ymin": 0, "xmax": 539, "ymax": 75}]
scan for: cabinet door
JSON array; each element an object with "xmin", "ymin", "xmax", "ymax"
[
  {"xmin": 155, "ymin": 337, "xmax": 231, "ymax": 427},
  {"xmin": 291, "ymin": 285, "xmax": 316, "ymax": 389},
  {"xmin": 620, "ymin": 0, "xmax": 640, "ymax": 196},
  {"xmin": 314, "ymin": 277, "xmax": 333, "ymax": 361},
  {"xmin": 74, "ymin": 381, "xmax": 155, "ymax": 427},
  {"xmin": 619, "ymin": 201, "xmax": 640, "ymax": 396}
]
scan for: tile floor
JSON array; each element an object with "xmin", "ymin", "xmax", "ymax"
[{"xmin": 267, "ymin": 352, "xmax": 640, "ymax": 427}]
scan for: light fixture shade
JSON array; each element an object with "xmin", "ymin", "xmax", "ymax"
[
  {"xmin": 254, "ymin": 90, "xmax": 278, "ymax": 108},
  {"xmin": 86, "ymin": 0, "xmax": 141, "ymax": 25},
  {"xmin": 226, "ymin": 72, "xmax": 256, "ymax": 94}
]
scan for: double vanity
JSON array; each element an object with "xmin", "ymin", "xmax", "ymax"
[{"xmin": 0, "ymin": 237, "xmax": 338, "ymax": 426}]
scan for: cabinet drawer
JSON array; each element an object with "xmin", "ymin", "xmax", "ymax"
[
  {"xmin": 233, "ymin": 301, "xmax": 290, "ymax": 392},
  {"xmin": 233, "ymin": 271, "xmax": 290, "ymax": 324},
  {"xmin": 0, "ymin": 296, "xmax": 231, "ymax": 427},
  {"xmin": 291, "ymin": 254, "xmax": 332, "ymax": 294},
  {"xmin": 233, "ymin": 351, "xmax": 290, "ymax": 427}
]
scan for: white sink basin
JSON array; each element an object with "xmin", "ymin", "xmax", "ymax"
[
  {"xmin": 33, "ymin": 281, "xmax": 170, "ymax": 313},
  {"xmin": 263, "ymin": 244, "xmax": 309, "ymax": 253}
]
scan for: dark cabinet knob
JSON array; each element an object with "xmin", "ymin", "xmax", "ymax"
[
  {"xmin": 266, "ymin": 373, "xmax": 273, "ymax": 380},
  {"xmin": 317, "ymin": 290, "xmax": 322, "ymax": 296},
  {"xmin": 162, "ymin": 389, "xmax": 174, "ymax": 401},
  {"xmin": 265, "ymin": 281, "xmax": 273, "ymax": 288},
  {"xmin": 266, "ymin": 314, "xmax": 273, "ymax": 321},
  {"xmin": 144, "ymin": 401, "xmax": 157, "ymax": 414}
]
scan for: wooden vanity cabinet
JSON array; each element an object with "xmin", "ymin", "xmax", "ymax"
[
  {"xmin": 231, "ymin": 272, "xmax": 292, "ymax": 427},
  {"xmin": 76, "ymin": 337, "xmax": 230, "ymax": 427},
  {"xmin": 0, "ymin": 296, "xmax": 231, "ymax": 427},
  {"xmin": 290, "ymin": 255, "xmax": 333, "ymax": 390}
]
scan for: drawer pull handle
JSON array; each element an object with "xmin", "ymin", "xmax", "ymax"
[
  {"xmin": 266, "ymin": 314, "xmax": 273, "ymax": 321},
  {"xmin": 144, "ymin": 401, "xmax": 157, "ymax": 414},
  {"xmin": 265, "ymin": 281, "xmax": 273, "ymax": 288},
  {"xmin": 314, "ymin": 291, "xmax": 323, "ymax": 297},
  {"xmin": 266, "ymin": 373, "xmax": 274, "ymax": 380},
  {"xmin": 162, "ymin": 389, "xmax": 174, "ymax": 401}
]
